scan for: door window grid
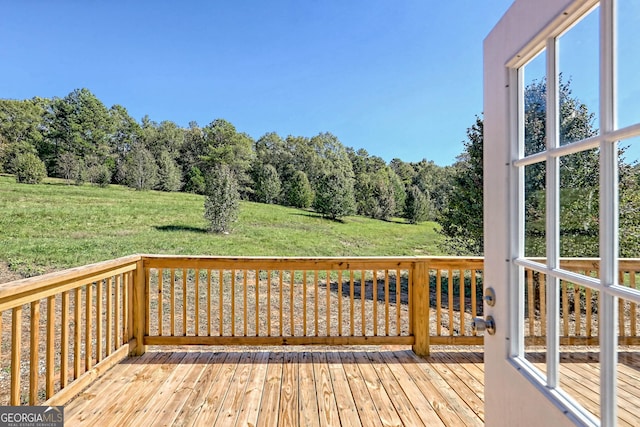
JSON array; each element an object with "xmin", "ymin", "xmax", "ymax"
[{"xmin": 510, "ymin": 1, "xmax": 640, "ymax": 425}]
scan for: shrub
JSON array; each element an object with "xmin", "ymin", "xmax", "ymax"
[
  {"xmin": 14, "ymin": 152, "xmax": 47, "ymax": 184},
  {"xmin": 204, "ymin": 164, "xmax": 240, "ymax": 233}
]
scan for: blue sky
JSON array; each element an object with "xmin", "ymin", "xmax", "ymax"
[{"xmin": 2, "ymin": 1, "xmax": 513, "ymax": 165}]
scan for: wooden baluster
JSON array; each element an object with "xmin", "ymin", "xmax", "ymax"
[
  {"xmin": 408, "ymin": 267, "xmax": 413, "ymax": 336},
  {"xmin": 384, "ymin": 270, "xmax": 390, "ymax": 337},
  {"xmin": 244, "ymin": 270, "xmax": 249, "ymax": 337},
  {"xmin": 195, "ymin": 269, "xmax": 200, "ymax": 337},
  {"xmin": 11, "ymin": 306, "xmax": 22, "ymax": 405},
  {"xmin": 290, "ymin": 270, "xmax": 295, "ymax": 336},
  {"xmin": 448, "ymin": 271, "xmax": 454, "ymax": 337},
  {"xmin": 61, "ymin": 291, "xmax": 69, "ymax": 388},
  {"xmin": 157, "ymin": 268, "xmax": 164, "ymax": 337},
  {"xmin": 96, "ymin": 279, "xmax": 103, "ymax": 362},
  {"xmin": 372, "ymin": 270, "xmax": 378, "ymax": 336},
  {"xmin": 326, "ymin": 270, "xmax": 331, "ymax": 336},
  {"xmin": 85, "ymin": 284, "xmax": 93, "ymax": 371},
  {"xmin": 267, "ymin": 270, "xmax": 272, "ymax": 337},
  {"xmin": 279, "ymin": 270, "xmax": 283, "ymax": 337},
  {"xmin": 459, "ymin": 270, "xmax": 465, "ymax": 336},
  {"xmin": 338, "ymin": 271, "xmax": 343, "ymax": 337},
  {"xmin": 361, "ymin": 270, "xmax": 366, "ymax": 336},
  {"xmin": 619, "ymin": 270, "xmax": 626, "ymax": 337},
  {"xmin": 46, "ymin": 295, "xmax": 55, "ymax": 399},
  {"xmin": 471, "ymin": 270, "xmax": 477, "ymax": 336},
  {"xmin": 123, "ymin": 273, "xmax": 130, "ymax": 341},
  {"xmin": 350, "ymin": 271, "xmax": 355, "ymax": 337},
  {"xmin": 303, "ymin": 271, "xmax": 307, "ymax": 337},
  {"xmin": 314, "ymin": 270, "xmax": 319, "ymax": 337},
  {"xmin": 231, "ymin": 270, "xmax": 236, "ymax": 337},
  {"xmin": 182, "ymin": 269, "xmax": 188, "ymax": 336},
  {"xmin": 562, "ymin": 281, "xmax": 569, "ymax": 337},
  {"xmin": 255, "ymin": 269, "xmax": 260, "ymax": 336},
  {"xmin": 540, "ymin": 273, "xmax": 546, "ymax": 336},
  {"xmin": 106, "ymin": 277, "xmax": 113, "ymax": 355},
  {"xmin": 74, "ymin": 288, "xmax": 81, "ymax": 379},
  {"xmin": 396, "ymin": 269, "xmax": 401, "ymax": 337},
  {"xmin": 219, "ymin": 270, "xmax": 224, "ymax": 335},
  {"xmin": 207, "ymin": 270, "xmax": 212, "ymax": 336},
  {"xmin": 114, "ymin": 275, "xmax": 121, "ymax": 347},
  {"xmin": 586, "ymin": 286, "xmax": 592, "ymax": 338},
  {"xmin": 30, "ymin": 300, "xmax": 40, "ymax": 404},
  {"xmin": 527, "ymin": 270, "xmax": 535, "ymax": 336},
  {"xmin": 170, "ymin": 269, "xmax": 175, "ymax": 336},
  {"xmin": 435, "ymin": 270, "xmax": 441, "ymax": 337},
  {"xmin": 631, "ymin": 272, "xmax": 637, "ymax": 337}
]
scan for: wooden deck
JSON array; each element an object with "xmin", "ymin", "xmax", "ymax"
[
  {"xmin": 64, "ymin": 346, "xmax": 640, "ymax": 426},
  {"xmin": 65, "ymin": 346, "xmax": 485, "ymax": 426}
]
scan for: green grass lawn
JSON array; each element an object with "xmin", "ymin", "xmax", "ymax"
[{"xmin": 0, "ymin": 175, "xmax": 445, "ymax": 276}]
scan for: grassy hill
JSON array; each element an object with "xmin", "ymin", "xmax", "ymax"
[{"xmin": 0, "ymin": 175, "xmax": 445, "ymax": 277}]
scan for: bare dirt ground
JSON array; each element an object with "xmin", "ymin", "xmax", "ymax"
[{"xmin": 0, "ymin": 262, "xmax": 22, "ymax": 284}]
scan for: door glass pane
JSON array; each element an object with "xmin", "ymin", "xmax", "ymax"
[
  {"xmin": 524, "ymin": 50, "xmax": 547, "ymax": 156},
  {"xmin": 525, "ymin": 162, "xmax": 546, "ymax": 258},
  {"xmin": 557, "ymin": 6, "xmax": 600, "ymax": 144},
  {"xmin": 559, "ymin": 149, "xmax": 600, "ymax": 263},
  {"xmin": 558, "ymin": 343, "xmax": 601, "ymax": 421},
  {"xmin": 617, "ymin": 0, "xmax": 640, "ymax": 130},
  {"xmin": 524, "ymin": 270, "xmax": 548, "ymax": 369},
  {"xmin": 619, "ymin": 137, "xmax": 640, "ymax": 260},
  {"xmin": 617, "ymin": 346, "xmax": 640, "ymax": 424}
]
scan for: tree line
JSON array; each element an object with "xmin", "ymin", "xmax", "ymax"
[
  {"xmin": 5, "ymin": 80, "xmax": 635, "ymax": 254},
  {"xmin": 0, "ymin": 88, "xmax": 455, "ymax": 227}
]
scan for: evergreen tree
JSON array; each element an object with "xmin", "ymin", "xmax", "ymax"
[
  {"xmin": 404, "ymin": 185, "xmax": 430, "ymax": 224},
  {"xmin": 313, "ymin": 171, "xmax": 355, "ymax": 220},
  {"xmin": 284, "ymin": 170, "xmax": 314, "ymax": 208},
  {"xmin": 157, "ymin": 151, "xmax": 182, "ymax": 192},
  {"xmin": 253, "ymin": 163, "xmax": 281, "ymax": 204},
  {"xmin": 204, "ymin": 164, "xmax": 240, "ymax": 233}
]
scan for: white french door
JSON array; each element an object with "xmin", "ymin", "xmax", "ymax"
[{"xmin": 484, "ymin": 0, "xmax": 640, "ymax": 426}]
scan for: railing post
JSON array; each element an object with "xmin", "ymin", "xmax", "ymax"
[
  {"xmin": 132, "ymin": 258, "xmax": 147, "ymax": 356},
  {"xmin": 412, "ymin": 259, "xmax": 430, "ymax": 356}
]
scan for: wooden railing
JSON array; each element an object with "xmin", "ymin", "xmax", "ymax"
[
  {"xmin": 0, "ymin": 255, "xmax": 140, "ymax": 406},
  {"xmin": 524, "ymin": 258, "xmax": 640, "ymax": 345},
  {"xmin": 0, "ymin": 254, "xmax": 638, "ymax": 406}
]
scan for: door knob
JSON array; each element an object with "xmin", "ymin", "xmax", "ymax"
[{"xmin": 472, "ymin": 316, "xmax": 496, "ymax": 335}]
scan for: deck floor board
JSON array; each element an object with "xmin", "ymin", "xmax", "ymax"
[{"xmin": 63, "ymin": 346, "xmax": 640, "ymax": 426}]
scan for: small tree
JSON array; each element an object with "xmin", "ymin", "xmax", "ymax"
[
  {"xmin": 157, "ymin": 151, "xmax": 182, "ymax": 192},
  {"xmin": 204, "ymin": 164, "xmax": 240, "ymax": 233},
  {"xmin": 404, "ymin": 185, "xmax": 430, "ymax": 224},
  {"xmin": 14, "ymin": 152, "xmax": 47, "ymax": 184},
  {"xmin": 56, "ymin": 152, "xmax": 84, "ymax": 184},
  {"xmin": 313, "ymin": 171, "xmax": 355, "ymax": 220},
  {"xmin": 124, "ymin": 145, "xmax": 158, "ymax": 190},
  {"xmin": 284, "ymin": 170, "xmax": 314, "ymax": 208},
  {"xmin": 254, "ymin": 163, "xmax": 281, "ymax": 204}
]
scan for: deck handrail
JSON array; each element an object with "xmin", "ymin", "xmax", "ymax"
[{"xmin": 0, "ymin": 254, "xmax": 638, "ymax": 406}]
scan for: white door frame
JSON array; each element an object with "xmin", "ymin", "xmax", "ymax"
[{"xmin": 484, "ymin": 1, "xmax": 602, "ymax": 426}]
